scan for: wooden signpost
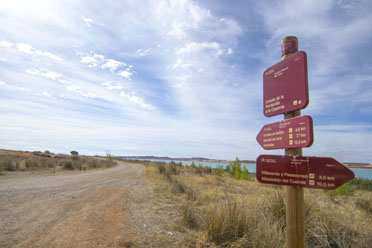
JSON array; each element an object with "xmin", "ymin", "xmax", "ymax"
[{"xmin": 256, "ymin": 36, "xmax": 354, "ymax": 248}]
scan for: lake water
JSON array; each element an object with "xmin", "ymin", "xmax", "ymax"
[{"xmin": 140, "ymin": 159, "xmax": 372, "ymax": 180}]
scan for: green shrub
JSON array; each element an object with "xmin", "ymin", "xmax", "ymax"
[
  {"xmin": 213, "ymin": 165, "xmax": 224, "ymax": 176},
  {"xmin": 190, "ymin": 162, "xmax": 195, "ymax": 168},
  {"xmin": 63, "ymin": 161, "xmax": 74, "ymax": 170},
  {"xmin": 327, "ymin": 183, "xmax": 354, "ymax": 198},
  {"xmin": 349, "ymin": 177, "xmax": 372, "ymax": 191},
  {"xmin": 233, "ymin": 157, "xmax": 241, "ymax": 179}
]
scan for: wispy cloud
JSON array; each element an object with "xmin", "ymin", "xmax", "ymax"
[
  {"xmin": 78, "ymin": 52, "xmax": 133, "ymax": 79},
  {"xmin": 78, "ymin": 52, "xmax": 105, "ymax": 67},
  {"xmin": 102, "ymin": 81, "xmax": 124, "ymax": 90},
  {"xmin": 67, "ymin": 85, "xmax": 98, "ymax": 99},
  {"xmin": 82, "ymin": 16, "xmax": 93, "ymax": 27},
  {"xmin": 25, "ymin": 69, "xmax": 62, "ymax": 80},
  {"xmin": 0, "ymin": 40, "xmax": 14, "ymax": 47},
  {"xmin": 16, "ymin": 43, "xmax": 63, "ymax": 61}
]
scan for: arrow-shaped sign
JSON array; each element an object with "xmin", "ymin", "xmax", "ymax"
[
  {"xmin": 256, "ymin": 115, "xmax": 313, "ymax": 150},
  {"xmin": 256, "ymin": 155, "xmax": 354, "ymax": 190}
]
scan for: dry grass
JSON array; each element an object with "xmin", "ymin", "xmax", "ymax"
[
  {"xmin": 0, "ymin": 149, "xmax": 116, "ymax": 174},
  {"xmin": 143, "ymin": 161, "xmax": 372, "ymax": 248}
]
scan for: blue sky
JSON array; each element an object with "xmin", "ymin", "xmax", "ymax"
[{"xmin": 1, "ymin": 0, "xmax": 372, "ymax": 163}]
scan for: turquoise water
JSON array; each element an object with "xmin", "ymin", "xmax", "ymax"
[{"xmin": 140, "ymin": 159, "xmax": 372, "ymax": 180}]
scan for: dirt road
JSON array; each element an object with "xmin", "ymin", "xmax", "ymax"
[{"xmin": 0, "ymin": 161, "xmax": 144, "ymax": 247}]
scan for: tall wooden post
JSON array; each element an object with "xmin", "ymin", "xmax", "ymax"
[{"xmin": 282, "ymin": 36, "xmax": 305, "ymax": 248}]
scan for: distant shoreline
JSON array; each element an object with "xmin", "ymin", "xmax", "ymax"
[
  {"xmin": 117, "ymin": 156, "xmax": 255, "ymax": 164},
  {"xmin": 119, "ymin": 156, "xmax": 372, "ymax": 168},
  {"xmin": 344, "ymin": 164, "xmax": 372, "ymax": 169}
]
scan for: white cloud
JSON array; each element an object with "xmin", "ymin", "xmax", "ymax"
[
  {"xmin": 119, "ymin": 70, "xmax": 132, "ymax": 80},
  {"xmin": 101, "ymin": 59, "xmax": 126, "ymax": 71},
  {"xmin": 78, "ymin": 52, "xmax": 132, "ymax": 78},
  {"xmin": 25, "ymin": 69, "xmax": 41, "ymax": 75},
  {"xmin": 0, "ymin": 81, "xmax": 6, "ymax": 85},
  {"xmin": 15, "ymin": 87, "xmax": 30, "ymax": 92},
  {"xmin": 0, "ymin": 58, "xmax": 8, "ymax": 62},
  {"xmin": 58, "ymin": 79, "xmax": 71, "ymax": 85},
  {"xmin": 137, "ymin": 48, "xmax": 152, "ymax": 56},
  {"xmin": 0, "ymin": 40, "xmax": 13, "ymax": 47},
  {"xmin": 25, "ymin": 69, "xmax": 62, "ymax": 80},
  {"xmin": 42, "ymin": 71, "xmax": 62, "ymax": 80},
  {"xmin": 120, "ymin": 91, "xmax": 155, "ymax": 110},
  {"xmin": 42, "ymin": 91, "xmax": 52, "ymax": 98},
  {"xmin": 67, "ymin": 85, "xmax": 98, "ymax": 99},
  {"xmin": 155, "ymin": 0, "xmax": 241, "ymax": 45},
  {"xmin": 176, "ymin": 41, "xmax": 224, "ymax": 57},
  {"xmin": 82, "ymin": 16, "xmax": 93, "ymax": 27},
  {"xmin": 79, "ymin": 52, "xmax": 105, "ymax": 68},
  {"xmin": 102, "ymin": 81, "xmax": 124, "ymax": 90},
  {"xmin": 16, "ymin": 43, "xmax": 63, "ymax": 61},
  {"xmin": 171, "ymin": 58, "xmax": 192, "ymax": 69}
]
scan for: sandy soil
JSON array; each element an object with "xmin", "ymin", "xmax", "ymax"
[{"xmin": 0, "ymin": 161, "xmax": 182, "ymax": 248}]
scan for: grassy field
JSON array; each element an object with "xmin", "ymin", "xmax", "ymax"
[
  {"xmin": 140, "ymin": 160, "xmax": 372, "ymax": 248},
  {"xmin": 0, "ymin": 150, "xmax": 116, "ymax": 174}
]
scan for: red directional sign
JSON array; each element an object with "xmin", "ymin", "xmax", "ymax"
[
  {"xmin": 256, "ymin": 115, "xmax": 313, "ymax": 150},
  {"xmin": 263, "ymin": 51, "xmax": 309, "ymax": 117},
  {"xmin": 256, "ymin": 155, "xmax": 354, "ymax": 190}
]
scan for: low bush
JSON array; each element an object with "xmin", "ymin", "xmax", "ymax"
[
  {"xmin": 0, "ymin": 158, "xmax": 16, "ymax": 171},
  {"xmin": 327, "ymin": 183, "xmax": 355, "ymax": 198},
  {"xmin": 349, "ymin": 177, "xmax": 372, "ymax": 191},
  {"xmin": 63, "ymin": 161, "xmax": 74, "ymax": 170}
]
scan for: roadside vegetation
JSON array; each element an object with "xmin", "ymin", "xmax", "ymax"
[
  {"xmin": 0, "ymin": 149, "xmax": 116, "ymax": 174},
  {"xmin": 141, "ymin": 159, "xmax": 372, "ymax": 247}
]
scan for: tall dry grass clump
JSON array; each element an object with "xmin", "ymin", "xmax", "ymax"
[{"xmin": 143, "ymin": 160, "xmax": 372, "ymax": 247}]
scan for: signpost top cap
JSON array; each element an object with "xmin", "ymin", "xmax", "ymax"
[{"xmin": 282, "ymin": 36, "xmax": 298, "ymax": 57}]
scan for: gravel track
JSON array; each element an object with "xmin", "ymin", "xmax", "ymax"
[{"xmin": 0, "ymin": 161, "xmax": 143, "ymax": 248}]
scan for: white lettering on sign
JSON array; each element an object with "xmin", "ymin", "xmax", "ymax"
[
  {"xmin": 265, "ymin": 69, "xmax": 274, "ymax": 76},
  {"xmin": 274, "ymin": 66, "xmax": 289, "ymax": 78},
  {"xmin": 262, "ymin": 171, "xmax": 280, "ymax": 176},
  {"xmin": 284, "ymin": 173, "xmax": 308, "ymax": 179}
]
